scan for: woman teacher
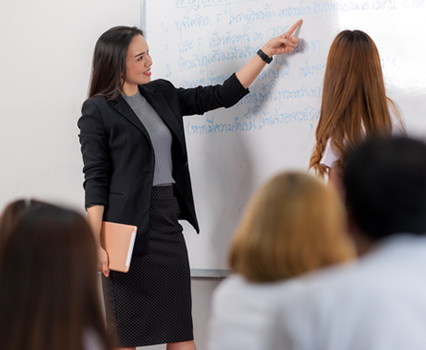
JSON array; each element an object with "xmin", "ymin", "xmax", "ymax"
[{"xmin": 78, "ymin": 19, "xmax": 302, "ymax": 350}]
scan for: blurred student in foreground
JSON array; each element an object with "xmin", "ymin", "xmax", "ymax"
[
  {"xmin": 0, "ymin": 203, "xmax": 113, "ymax": 350},
  {"xmin": 0, "ymin": 199, "xmax": 46, "ymax": 256},
  {"xmin": 206, "ymin": 172, "xmax": 355, "ymax": 350},
  {"xmin": 276, "ymin": 137, "xmax": 426, "ymax": 350}
]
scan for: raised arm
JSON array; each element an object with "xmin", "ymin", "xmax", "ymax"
[{"xmin": 236, "ymin": 19, "xmax": 303, "ymax": 89}]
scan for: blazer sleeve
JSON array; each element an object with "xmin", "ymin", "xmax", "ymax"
[
  {"xmin": 162, "ymin": 73, "xmax": 249, "ymax": 117},
  {"xmin": 77, "ymin": 98, "xmax": 110, "ymax": 208}
]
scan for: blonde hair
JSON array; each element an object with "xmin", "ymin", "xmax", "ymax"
[
  {"xmin": 229, "ymin": 172, "xmax": 355, "ymax": 283},
  {"xmin": 309, "ymin": 30, "xmax": 404, "ymax": 177}
]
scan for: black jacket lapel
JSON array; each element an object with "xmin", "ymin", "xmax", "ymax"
[{"xmin": 111, "ymin": 95, "xmax": 151, "ymax": 141}]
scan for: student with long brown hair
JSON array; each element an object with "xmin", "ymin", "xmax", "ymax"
[
  {"xmin": 309, "ymin": 30, "xmax": 404, "ymax": 195},
  {"xmin": 207, "ymin": 172, "xmax": 355, "ymax": 350},
  {"xmin": 0, "ymin": 203, "xmax": 113, "ymax": 350}
]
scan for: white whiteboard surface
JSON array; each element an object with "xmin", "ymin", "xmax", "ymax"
[
  {"xmin": 0, "ymin": 0, "xmax": 141, "ymax": 211},
  {"xmin": 145, "ymin": 0, "xmax": 426, "ymax": 270}
]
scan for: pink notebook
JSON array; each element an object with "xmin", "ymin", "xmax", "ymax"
[{"xmin": 100, "ymin": 221, "xmax": 137, "ymax": 273}]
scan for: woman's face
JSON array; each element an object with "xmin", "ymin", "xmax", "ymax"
[{"xmin": 124, "ymin": 35, "xmax": 152, "ymax": 87}]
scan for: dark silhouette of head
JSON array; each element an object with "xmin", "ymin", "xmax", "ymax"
[
  {"xmin": 0, "ymin": 203, "xmax": 112, "ymax": 350},
  {"xmin": 344, "ymin": 137, "xmax": 426, "ymax": 241}
]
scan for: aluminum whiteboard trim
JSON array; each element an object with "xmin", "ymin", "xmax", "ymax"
[{"xmin": 190, "ymin": 269, "xmax": 229, "ymax": 278}]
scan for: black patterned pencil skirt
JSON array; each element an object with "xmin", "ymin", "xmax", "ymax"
[{"xmin": 102, "ymin": 186, "xmax": 193, "ymax": 347}]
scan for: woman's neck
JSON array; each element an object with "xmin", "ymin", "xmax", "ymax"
[{"xmin": 121, "ymin": 82, "xmax": 139, "ymax": 96}]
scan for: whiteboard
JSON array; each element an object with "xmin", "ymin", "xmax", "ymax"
[{"xmin": 145, "ymin": 0, "xmax": 426, "ymax": 270}]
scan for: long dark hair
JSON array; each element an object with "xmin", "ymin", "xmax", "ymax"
[
  {"xmin": 0, "ymin": 198, "xmax": 46, "ymax": 256},
  {"xmin": 0, "ymin": 204, "xmax": 113, "ymax": 350},
  {"xmin": 88, "ymin": 26, "xmax": 143, "ymax": 100},
  {"xmin": 309, "ymin": 30, "xmax": 403, "ymax": 177}
]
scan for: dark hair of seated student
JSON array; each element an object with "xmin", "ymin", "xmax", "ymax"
[
  {"xmin": 344, "ymin": 136, "xmax": 426, "ymax": 242},
  {"xmin": 0, "ymin": 198, "xmax": 46, "ymax": 257},
  {"xmin": 0, "ymin": 203, "xmax": 113, "ymax": 350}
]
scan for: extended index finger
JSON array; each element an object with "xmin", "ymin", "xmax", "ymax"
[{"xmin": 286, "ymin": 19, "xmax": 303, "ymax": 36}]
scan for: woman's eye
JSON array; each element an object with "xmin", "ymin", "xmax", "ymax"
[{"xmin": 137, "ymin": 56, "xmax": 144, "ymax": 61}]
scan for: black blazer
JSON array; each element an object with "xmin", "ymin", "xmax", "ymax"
[{"xmin": 78, "ymin": 73, "xmax": 249, "ymax": 255}]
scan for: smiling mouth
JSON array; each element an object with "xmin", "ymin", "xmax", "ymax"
[{"xmin": 143, "ymin": 70, "xmax": 151, "ymax": 76}]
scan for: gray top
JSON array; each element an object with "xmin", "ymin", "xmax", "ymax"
[{"xmin": 123, "ymin": 90, "xmax": 175, "ymax": 186}]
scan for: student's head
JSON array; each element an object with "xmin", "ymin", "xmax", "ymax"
[
  {"xmin": 229, "ymin": 172, "xmax": 355, "ymax": 283},
  {"xmin": 310, "ymin": 30, "xmax": 399, "ymax": 177},
  {"xmin": 89, "ymin": 26, "xmax": 144, "ymax": 99},
  {"xmin": 324, "ymin": 30, "xmax": 384, "ymax": 105},
  {"xmin": 344, "ymin": 137, "xmax": 426, "ymax": 242},
  {"xmin": 0, "ymin": 203, "xmax": 112, "ymax": 350},
  {"xmin": 0, "ymin": 198, "xmax": 46, "ymax": 256}
]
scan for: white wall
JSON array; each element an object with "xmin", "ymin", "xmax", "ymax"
[{"xmin": 0, "ymin": 0, "xmax": 141, "ymax": 211}]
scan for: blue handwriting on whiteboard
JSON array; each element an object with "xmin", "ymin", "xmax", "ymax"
[
  {"xmin": 273, "ymin": 85, "xmax": 323, "ymax": 101},
  {"xmin": 403, "ymin": 0, "xmax": 426, "ymax": 8},
  {"xmin": 235, "ymin": 84, "xmax": 322, "ymax": 106},
  {"xmin": 175, "ymin": 14, "xmax": 211, "ymax": 38},
  {"xmin": 178, "ymin": 45, "xmax": 258, "ymax": 72},
  {"xmin": 176, "ymin": 39, "xmax": 318, "ymax": 72},
  {"xmin": 186, "ymin": 105, "xmax": 320, "ymax": 136},
  {"xmin": 209, "ymin": 30, "xmax": 250, "ymax": 48},
  {"xmin": 293, "ymin": 39, "xmax": 321, "ymax": 57},
  {"xmin": 186, "ymin": 112, "xmax": 258, "ymax": 136},
  {"xmin": 221, "ymin": 3, "xmax": 277, "ymax": 25},
  {"xmin": 175, "ymin": 0, "xmax": 258, "ymax": 12},
  {"xmin": 278, "ymin": 3, "xmax": 313, "ymax": 17},
  {"xmin": 314, "ymin": 0, "xmax": 370, "ymax": 13},
  {"xmin": 203, "ymin": 0, "xmax": 257, "ymax": 8},
  {"xmin": 258, "ymin": 105, "xmax": 320, "ymax": 129},
  {"xmin": 298, "ymin": 62, "xmax": 326, "ymax": 77}
]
